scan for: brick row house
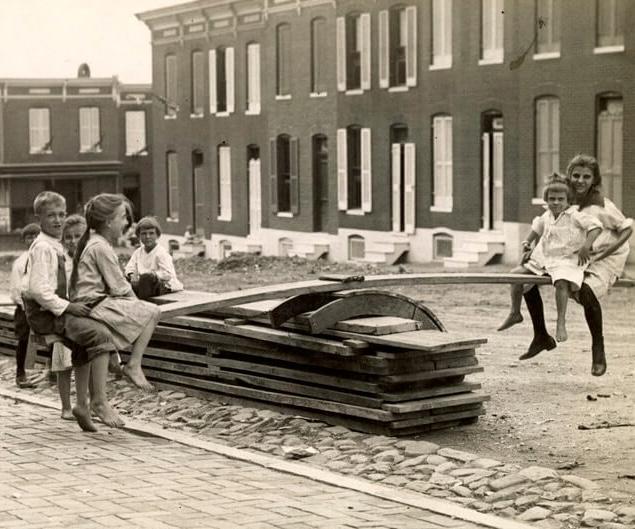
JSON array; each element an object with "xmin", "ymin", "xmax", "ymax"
[
  {"xmin": 0, "ymin": 67, "xmax": 154, "ymax": 232},
  {"xmin": 137, "ymin": 0, "xmax": 634, "ymax": 266}
]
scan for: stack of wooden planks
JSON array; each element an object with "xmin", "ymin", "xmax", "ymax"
[{"xmin": 0, "ymin": 287, "xmax": 490, "ymax": 436}]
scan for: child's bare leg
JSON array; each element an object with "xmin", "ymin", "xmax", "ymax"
[
  {"xmin": 498, "ymin": 266, "xmax": 532, "ymax": 331},
  {"xmin": 72, "ymin": 363, "xmax": 97, "ymax": 432},
  {"xmin": 90, "ymin": 353, "xmax": 125, "ymax": 428},
  {"xmin": 554, "ymin": 280, "xmax": 570, "ymax": 342},
  {"xmin": 56, "ymin": 370, "xmax": 73, "ymax": 420},
  {"xmin": 123, "ymin": 308, "xmax": 160, "ymax": 391}
]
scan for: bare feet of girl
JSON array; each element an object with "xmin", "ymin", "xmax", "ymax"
[
  {"xmin": 123, "ymin": 364, "xmax": 154, "ymax": 392},
  {"xmin": 92, "ymin": 402, "xmax": 125, "ymax": 428},
  {"xmin": 497, "ymin": 312, "xmax": 523, "ymax": 331},
  {"xmin": 556, "ymin": 322, "xmax": 568, "ymax": 342},
  {"xmin": 72, "ymin": 405, "xmax": 98, "ymax": 432},
  {"xmin": 61, "ymin": 408, "xmax": 75, "ymax": 421}
]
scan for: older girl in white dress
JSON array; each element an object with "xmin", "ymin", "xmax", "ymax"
[{"xmin": 70, "ymin": 193, "xmax": 160, "ymax": 393}]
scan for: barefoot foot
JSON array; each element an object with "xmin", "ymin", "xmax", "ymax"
[
  {"xmin": 519, "ymin": 334, "xmax": 557, "ymax": 360},
  {"xmin": 72, "ymin": 405, "xmax": 98, "ymax": 432},
  {"xmin": 122, "ymin": 365, "xmax": 154, "ymax": 392},
  {"xmin": 497, "ymin": 313, "xmax": 523, "ymax": 331},
  {"xmin": 91, "ymin": 402, "xmax": 125, "ymax": 428},
  {"xmin": 61, "ymin": 408, "xmax": 75, "ymax": 421},
  {"xmin": 108, "ymin": 353, "xmax": 123, "ymax": 376},
  {"xmin": 556, "ymin": 324, "xmax": 568, "ymax": 343}
]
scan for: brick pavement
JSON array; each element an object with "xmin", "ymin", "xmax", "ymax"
[{"xmin": 0, "ymin": 396, "xmax": 530, "ymax": 529}]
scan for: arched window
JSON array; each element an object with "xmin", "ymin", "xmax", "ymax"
[
  {"xmin": 348, "ymin": 235, "xmax": 365, "ymax": 260},
  {"xmin": 535, "ymin": 96, "xmax": 560, "ymax": 197},
  {"xmin": 276, "ymin": 24, "xmax": 291, "ymax": 96}
]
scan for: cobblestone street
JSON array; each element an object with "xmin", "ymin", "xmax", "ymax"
[{"xmin": 0, "ymin": 395, "xmax": 526, "ymax": 529}]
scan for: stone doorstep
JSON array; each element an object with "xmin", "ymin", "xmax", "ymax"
[{"xmin": 0, "ymin": 387, "xmax": 537, "ymax": 529}]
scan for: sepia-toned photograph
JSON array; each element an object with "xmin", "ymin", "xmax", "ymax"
[{"xmin": 0, "ymin": 1, "xmax": 633, "ymax": 528}]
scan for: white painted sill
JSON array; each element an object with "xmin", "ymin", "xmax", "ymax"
[
  {"xmin": 217, "ymin": 216, "xmax": 232, "ymax": 222},
  {"xmin": 166, "ymin": 217, "xmax": 179, "ymax": 223},
  {"xmin": 345, "ymin": 209, "xmax": 365, "ymax": 216},
  {"xmin": 478, "ymin": 56, "xmax": 504, "ymax": 66},
  {"xmin": 125, "ymin": 152, "xmax": 148, "ymax": 157},
  {"xmin": 30, "ymin": 149, "xmax": 53, "ymax": 155},
  {"xmin": 309, "ymin": 92, "xmax": 328, "ymax": 98},
  {"xmin": 429, "ymin": 62, "xmax": 452, "ymax": 71},
  {"xmin": 214, "ymin": 111, "xmax": 231, "ymax": 117},
  {"xmin": 593, "ymin": 45, "xmax": 625, "ymax": 55},
  {"xmin": 430, "ymin": 205, "xmax": 453, "ymax": 213},
  {"xmin": 531, "ymin": 198, "xmax": 546, "ymax": 206},
  {"xmin": 245, "ymin": 109, "xmax": 260, "ymax": 116},
  {"xmin": 533, "ymin": 52, "xmax": 560, "ymax": 61},
  {"xmin": 190, "ymin": 113, "xmax": 204, "ymax": 119},
  {"xmin": 275, "ymin": 94, "xmax": 292, "ymax": 101},
  {"xmin": 164, "ymin": 115, "xmax": 177, "ymax": 120},
  {"xmin": 276, "ymin": 212, "xmax": 293, "ymax": 218},
  {"xmin": 388, "ymin": 86, "xmax": 409, "ymax": 93},
  {"xmin": 344, "ymin": 89, "xmax": 364, "ymax": 96}
]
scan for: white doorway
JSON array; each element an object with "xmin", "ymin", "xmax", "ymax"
[
  {"xmin": 481, "ymin": 113, "xmax": 503, "ymax": 232},
  {"xmin": 248, "ymin": 148, "xmax": 261, "ymax": 234}
]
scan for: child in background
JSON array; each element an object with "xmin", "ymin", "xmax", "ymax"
[
  {"xmin": 125, "ymin": 216, "xmax": 183, "ymax": 300},
  {"xmin": 498, "ymin": 175, "xmax": 602, "ymax": 345},
  {"xmin": 71, "ymin": 194, "xmax": 160, "ymax": 395},
  {"xmin": 24, "ymin": 192, "xmax": 118, "ymax": 430},
  {"xmin": 9, "ymin": 223, "xmax": 40, "ymax": 388}
]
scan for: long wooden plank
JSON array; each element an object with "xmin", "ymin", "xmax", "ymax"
[
  {"xmin": 156, "ymin": 274, "xmax": 635, "ymax": 319},
  {"xmin": 390, "ymin": 406, "xmax": 486, "ymax": 429},
  {"xmin": 141, "ymin": 368, "xmax": 393, "ymax": 421},
  {"xmin": 168, "ymin": 315, "xmax": 358, "ymax": 356},
  {"xmin": 206, "ymin": 355, "xmax": 381, "ymax": 393},
  {"xmin": 381, "ymin": 365, "xmax": 483, "ymax": 385},
  {"xmin": 380, "ymin": 382, "xmax": 482, "ymax": 403},
  {"xmin": 382, "ymin": 392, "xmax": 490, "ymax": 413}
]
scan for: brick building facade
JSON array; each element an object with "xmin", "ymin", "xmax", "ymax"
[
  {"xmin": 0, "ymin": 68, "xmax": 154, "ymax": 232},
  {"xmin": 137, "ymin": 0, "xmax": 634, "ymax": 265}
]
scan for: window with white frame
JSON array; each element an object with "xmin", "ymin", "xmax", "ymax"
[
  {"xmin": 433, "ymin": 233, "xmax": 453, "ymax": 260},
  {"xmin": 311, "ymin": 18, "xmax": 327, "ymax": 95},
  {"xmin": 269, "ymin": 134, "xmax": 299, "ymax": 215},
  {"xmin": 536, "ymin": 0, "xmax": 560, "ymax": 55},
  {"xmin": 596, "ymin": 0, "xmax": 624, "ymax": 49},
  {"xmin": 191, "ymin": 50, "xmax": 205, "ymax": 116},
  {"xmin": 535, "ymin": 96, "xmax": 560, "ymax": 197},
  {"xmin": 79, "ymin": 107, "xmax": 101, "ymax": 153},
  {"xmin": 125, "ymin": 111, "xmax": 147, "ymax": 156},
  {"xmin": 337, "ymin": 126, "xmax": 372, "ymax": 212},
  {"xmin": 481, "ymin": 0, "xmax": 504, "ymax": 63},
  {"xmin": 597, "ymin": 95, "xmax": 623, "ymax": 208},
  {"xmin": 336, "ymin": 12, "xmax": 371, "ymax": 92},
  {"xmin": 378, "ymin": 5, "xmax": 417, "ymax": 88},
  {"xmin": 209, "ymin": 47, "xmax": 234, "ymax": 115},
  {"xmin": 246, "ymin": 42, "xmax": 261, "ymax": 114},
  {"xmin": 276, "ymin": 24, "xmax": 291, "ymax": 97},
  {"xmin": 165, "ymin": 54, "xmax": 177, "ymax": 117},
  {"xmin": 217, "ymin": 145, "xmax": 232, "ymax": 221},
  {"xmin": 432, "ymin": 115, "xmax": 453, "ymax": 211},
  {"xmin": 431, "ymin": 0, "xmax": 452, "ymax": 68},
  {"xmin": 28, "ymin": 108, "xmax": 51, "ymax": 154},
  {"xmin": 166, "ymin": 151, "xmax": 179, "ymax": 220},
  {"xmin": 348, "ymin": 235, "xmax": 365, "ymax": 260}
]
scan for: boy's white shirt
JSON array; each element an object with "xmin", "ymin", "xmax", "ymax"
[
  {"xmin": 125, "ymin": 243, "xmax": 183, "ymax": 292},
  {"xmin": 23, "ymin": 232, "xmax": 69, "ymax": 316},
  {"xmin": 9, "ymin": 252, "xmax": 29, "ymax": 307}
]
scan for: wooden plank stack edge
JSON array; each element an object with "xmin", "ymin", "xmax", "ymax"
[{"xmin": 0, "ymin": 298, "xmax": 490, "ymax": 436}]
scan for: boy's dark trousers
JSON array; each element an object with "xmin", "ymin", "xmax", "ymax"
[{"xmin": 13, "ymin": 305, "xmax": 30, "ymax": 379}]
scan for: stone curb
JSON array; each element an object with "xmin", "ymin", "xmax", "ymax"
[{"xmin": 0, "ymin": 387, "xmax": 536, "ymax": 529}]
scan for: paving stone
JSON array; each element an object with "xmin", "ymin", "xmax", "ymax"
[
  {"xmin": 561, "ymin": 475, "xmax": 600, "ymax": 490},
  {"xmin": 518, "ymin": 506, "xmax": 552, "ymax": 521},
  {"xmin": 450, "ymin": 485, "xmax": 472, "ymax": 498},
  {"xmin": 436, "ymin": 448, "xmax": 478, "ymax": 462},
  {"xmin": 489, "ymin": 473, "xmax": 529, "ymax": 491},
  {"xmin": 484, "ymin": 483, "xmax": 529, "ymax": 503},
  {"xmin": 429, "ymin": 473, "xmax": 459, "ymax": 486},
  {"xmin": 426, "ymin": 455, "xmax": 448, "ymax": 465},
  {"xmin": 582, "ymin": 509, "xmax": 617, "ymax": 524},
  {"xmin": 399, "ymin": 440, "xmax": 439, "ymax": 456},
  {"xmin": 519, "ymin": 466, "xmax": 560, "ymax": 482}
]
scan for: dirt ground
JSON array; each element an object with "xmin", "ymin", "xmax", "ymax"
[{"xmin": 1, "ymin": 252, "xmax": 633, "ymax": 501}]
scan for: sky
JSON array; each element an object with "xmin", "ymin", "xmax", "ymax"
[{"xmin": 0, "ymin": 0, "xmax": 187, "ymax": 84}]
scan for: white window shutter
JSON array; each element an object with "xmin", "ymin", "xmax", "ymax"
[
  {"xmin": 360, "ymin": 13, "xmax": 371, "ymax": 90},
  {"xmin": 225, "ymin": 47, "xmax": 235, "ymax": 114},
  {"xmin": 337, "ymin": 128, "xmax": 348, "ymax": 210},
  {"xmin": 445, "ymin": 117, "xmax": 453, "ymax": 210},
  {"xmin": 361, "ymin": 128, "xmax": 372, "ymax": 212},
  {"xmin": 391, "ymin": 143, "xmax": 401, "ymax": 232},
  {"xmin": 248, "ymin": 43, "xmax": 261, "ymax": 114},
  {"xmin": 336, "ymin": 17, "xmax": 346, "ymax": 92},
  {"xmin": 404, "ymin": 142, "xmax": 416, "ymax": 233},
  {"xmin": 209, "ymin": 49, "xmax": 217, "ymax": 114},
  {"xmin": 406, "ymin": 6, "xmax": 417, "ymax": 87},
  {"xmin": 219, "ymin": 146, "xmax": 232, "ymax": 220},
  {"xmin": 379, "ymin": 10, "xmax": 389, "ymax": 88}
]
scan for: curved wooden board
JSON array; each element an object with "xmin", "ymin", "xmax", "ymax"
[
  {"xmin": 157, "ymin": 273, "xmax": 635, "ymax": 319},
  {"xmin": 302, "ymin": 291, "xmax": 444, "ymax": 334}
]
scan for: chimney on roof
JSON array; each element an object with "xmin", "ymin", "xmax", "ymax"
[{"xmin": 77, "ymin": 63, "xmax": 91, "ymax": 78}]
